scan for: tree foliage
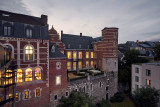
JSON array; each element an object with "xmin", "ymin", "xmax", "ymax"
[
  {"xmin": 132, "ymin": 87, "xmax": 160, "ymax": 107},
  {"xmin": 96, "ymin": 99, "xmax": 111, "ymax": 107},
  {"xmin": 154, "ymin": 44, "xmax": 160, "ymax": 60},
  {"xmin": 59, "ymin": 91, "xmax": 95, "ymax": 107}
]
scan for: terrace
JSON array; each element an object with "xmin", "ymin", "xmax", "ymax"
[{"xmin": 67, "ymin": 69, "xmax": 105, "ymax": 81}]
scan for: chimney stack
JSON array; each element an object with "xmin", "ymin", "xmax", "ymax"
[
  {"xmin": 61, "ymin": 30, "xmax": 63, "ymax": 35},
  {"xmin": 80, "ymin": 33, "xmax": 82, "ymax": 36},
  {"xmin": 41, "ymin": 14, "xmax": 48, "ymax": 25}
]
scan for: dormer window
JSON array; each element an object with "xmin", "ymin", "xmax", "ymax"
[
  {"xmin": 68, "ymin": 44, "xmax": 70, "ymax": 48},
  {"xmin": 3, "ymin": 23, "xmax": 12, "ymax": 36},
  {"xmin": 87, "ymin": 45, "xmax": 89, "ymax": 49},
  {"xmin": 79, "ymin": 44, "xmax": 81, "ymax": 49},
  {"xmin": 26, "ymin": 28, "xmax": 32, "ymax": 37}
]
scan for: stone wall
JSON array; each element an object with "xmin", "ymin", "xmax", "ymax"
[{"xmin": 49, "ymin": 72, "xmax": 117, "ymax": 107}]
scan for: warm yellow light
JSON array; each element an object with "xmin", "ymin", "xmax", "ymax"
[
  {"xmin": 73, "ymin": 62, "xmax": 76, "ymax": 70},
  {"xmin": 56, "ymin": 76, "xmax": 61, "ymax": 85},
  {"xmin": 91, "ymin": 52, "xmax": 94, "ymax": 58},
  {"xmin": 73, "ymin": 51, "xmax": 77, "ymax": 59},
  {"xmin": 79, "ymin": 52, "xmax": 82, "ymax": 59}
]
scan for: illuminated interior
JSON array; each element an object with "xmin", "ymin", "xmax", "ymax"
[
  {"xmin": 9, "ymin": 93, "xmax": 13, "ymax": 99},
  {"xmin": 25, "ymin": 91, "xmax": 29, "ymax": 99},
  {"xmin": 56, "ymin": 62, "xmax": 61, "ymax": 69},
  {"xmin": 73, "ymin": 62, "xmax": 76, "ymax": 70},
  {"xmin": 36, "ymin": 89, "xmax": 40, "ymax": 97},
  {"xmin": 25, "ymin": 45, "xmax": 33, "ymax": 61},
  {"xmin": 78, "ymin": 61, "xmax": 82, "ymax": 69},
  {"xmin": 91, "ymin": 52, "xmax": 94, "ymax": 58},
  {"xmin": 16, "ymin": 93, "xmax": 19, "ymax": 101},
  {"xmin": 35, "ymin": 68, "xmax": 41, "ymax": 80},
  {"xmin": 67, "ymin": 62, "xmax": 71, "ymax": 70},
  {"xmin": 78, "ymin": 52, "xmax": 82, "ymax": 59},
  {"xmin": 73, "ymin": 51, "xmax": 77, "ymax": 59},
  {"xmin": 86, "ymin": 52, "xmax": 89, "ymax": 58},
  {"xmin": 86, "ymin": 61, "xmax": 89, "ymax": 68},
  {"xmin": 0, "ymin": 70, "xmax": 1, "ymax": 85},
  {"xmin": 4, "ymin": 70, "xmax": 12, "ymax": 85},
  {"xmin": 67, "ymin": 51, "xmax": 72, "ymax": 59},
  {"xmin": 25, "ymin": 68, "xmax": 32, "ymax": 81},
  {"xmin": 91, "ymin": 61, "xmax": 94, "ymax": 68},
  {"xmin": 56, "ymin": 76, "xmax": 61, "ymax": 85},
  {"xmin": 16, "ymin": 69, "xmax": 23, "ymax": 83},
  {"xmin": 0, "ymin": 96, "xmax": 2, "ymax": 102}
]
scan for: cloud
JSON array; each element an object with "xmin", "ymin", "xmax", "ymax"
[
  {"xmin": 1, "ymin": 0, "xmax": 160, "ymax": 43},
  {"xmin": 0, "ymin": 0, "xmax": 30, "ymax": 15}
]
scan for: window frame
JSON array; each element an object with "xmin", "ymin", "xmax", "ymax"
[
  {"xmin": 26, "ymin": 26, "xmax": 33, "ymax": 38},
  {"xmin": 3, "ymin": 23, "xmax": 12, "ymax": 36},
  {"xmin": 67, "ymin": 51, "xmax": 72, "ymax": 59},
  {"xmin": 35, "ymin": 67, "xmax": 42, "ymax": 80},
  {"xmin": 25, "ymin": 68, "xmax": 33, "ymax": 82},
  {"xmin": 24, "ymin": 45, "xmax": 34, "ymax": 62},
  {"xmin": 56, "ymin": 75, "xmax": 61, "ymax": 85},
  {"xmin": 86, "ymin": 52, "xmax": 89, "ymax": 59},
  {"xmin": 78, "ymin": 51, "xmax": 82, "ymax": 59},
  {"xmin": 146, "ymin": 69, "xmax": 151, "ymax": 76},
  {"xmin": 56, "ymin": 62, "xmax": 61, "ymax": 70},
  {"xmin": 35, "ymin": 88, "xmax": 41, "ymax": 97},
  {"xmin": 67, "ymin": 62, "xmax": 71, "ymax": 70}
]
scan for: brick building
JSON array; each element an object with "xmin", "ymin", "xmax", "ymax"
[
  {"xmin": 0, "ymin": 10, "xmax": 118, "ymax": 107},
  {"xmin": 0, "ymin": 10, "xmax": 49, "ymax": 107}
]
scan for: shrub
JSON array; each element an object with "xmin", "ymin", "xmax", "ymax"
[{"xmin": 110, "ymin": 92, "xmax": 124, "ymax": 103}]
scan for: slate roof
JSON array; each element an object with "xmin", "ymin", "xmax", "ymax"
[
  {"xmin": 0, "ymin": 10, "xmax": 42, "ymax": 25},
  {"xmin": 49, "ymin": 43, "xmax": 66, "ymax": 58},
  {"xmin": 61, "ymin": 34, "xmax": 94, "ymax": 49},
  {"xmin": 93, "ymin": 37, "xmax": 102, "ymax": 42},
  {"xmin": 145, "ymin": 41, "xmax": 155, "ymax": 47},
  {"xmin": 139, "ymin": 44, "xmax": 150, "ymax": 48}
]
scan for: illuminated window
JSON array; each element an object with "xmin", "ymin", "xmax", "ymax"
[
  {"xmin": 78, "ymin": 52, "xmax": 82, "ymax": 59},
  {"xmin": 94, "ymin": 45, "xmax": 97, "ymax": 50},
  {"xmin": 86, "ymin": 52, "xmax": 89, "ymax": 58},
  {"xmin": 73, "ymin": 51, "xmax": 77, "ymax": 59},
  {"xmin": 15, "ymin": 93, "xmax": 19, "ymax": 101},
  {"xmin": 25, "ymin": 68, "xmax": 32, "ymax": 81},
  {"xmin": 56, "ymin": 62, "xmax": 61, "ymax": 70},
  {"xmin": 0, "ymin": 96, "xmax": 2, "ymax": 102},
  {"xmin": 86, "ymin": 61, "xmax": 89, "ymax": 68},
  {"xmin": 91, "ymin": 52, "xmax": 94, "ymax": 58},
  {"xmin": 5, "ymin": 70, "xmax": 12, "ymax": 85},
  {"xmin": 67, "ymin": 51, "xmax": 72, "ymax": 59},
  {"xmin": 36, "ymin": 89, "xmax": 40, "ymax": 97},
  {"xmin": 78, "ymin": 61, "xmax": 82, "ymax": 69},
  {"xmin": 146, "ymin": 79, "xmax": 151, "ymax": 86},
  {"xmin": 25, "ymin": 45, "xmax": 33, "ymax": 61},
  {"xmin": 91, "ymin": 61, "xmax": 94, "ymax": 68},
  {"xmin": 73, "ymin": 62, "xmax": 76, "ymax": 70},
  {"xmin": 16, "ymin": 69, "xmax": 23, "ymax": 83},
  {"xmin": 0, "ymin": 70, "xmax": 1, "ymax": 85},
  {"xmin": 67, "ymin": 62, "xmax": 71, "ymax": 70},
  {"xmin": 35, "ymin": 68, "xmax": 41, "ymax": 80},
  {"xmin": 56, "ymin": 76, "xmax": 61, "ymax": 85},
  {"xmin": 24, "ymin": 91, "xmax": 29, "ymax": 99},
  {"xmin": 9, "ymin": 93, "xmax": 13, "ymax": 99}
]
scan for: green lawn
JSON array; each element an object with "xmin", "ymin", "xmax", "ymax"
[{"xmin": 110, "ymin": 94, "xmax": 135, "ymax": 107}]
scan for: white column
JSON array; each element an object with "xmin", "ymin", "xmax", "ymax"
[
  {"xmin": 17, "ymin": 40, "xmax": 20, "ymax": 67},
  {"xmin": 37, "ymin": 41, "xmax": 40, "ymax": 66}
]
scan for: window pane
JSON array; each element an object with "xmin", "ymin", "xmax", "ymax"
[
  {"xmin": 73, "ymin": 51, "xmax": 77, "ymax": 59},
  {"xmin": 91, "ymin": 52, "xmax": 94, "ymax": 58},
  {"xmin": 25, "ymin": 46, "xmax": 33, "ymax": 61},
  {"xmin": 68, "ymin": 52, "xmax": 71, "ymax": 59},
  {"xmin": 4, "ymin": 26, "xmax": 7, "ymax": 35},
  {"xmin": 86, "ymin": 52, "xmax": 89, "ymax": 58},
  {"xmin": 36, "ymin": 89, "xmax": 40, "ymax": 97},
  {"xmin": 25, "ymin": 91, "xmax": 29, "ymax": 99},
  {"xmin": 86, "ymin": 61, "xmax": 89, "ymax": 68},
  {"xmin": 67, "ymin": 62, "xmax": 71, "ymax": 70},
  {"xmin": 73, "ymin": 62, "xmax": 76, "ymax": 70},
  {"xmin": 16, "ymin": 69, "xmax": 23, "ymax": 83},
  {"xmin": 35, "ymin": 68, "xmax": 41, "ymax": 80},
  {"xmin": 25, "ymin": 68, "xmax": 32, "ymax": 81},
  {"xmin": 16, "ymin": 93, "xmax": 19, "ymax": 101},
  {"xmin": 78, "ymin": 61, "xmax": 82, "ymax": 69},
  {"xmin": 56, "ymin": 76, "xmax": 61, "ymax": 85},
  {"xmin": 79, "ymin": 52, "xmax": 82, "ymax": 59},
  {"xmin": 91, "ymin": 61, "xmax": 94, "ymax": 68},
  {"xmin": 8, "ymin": 27, "xmax": 11, "ymax": 35}
]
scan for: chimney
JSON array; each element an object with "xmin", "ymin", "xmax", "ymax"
[
  {"xmin": 136, "ymin": 40, "xmax": 139, "ymax": 44},
  {"xmin": 80, "ymin": 33, "xmax": 82, "ymax": 37},
  {"xmin": 41, "ymin": 14, "xmax": 48, "ymax": 25},
  {"xmin": 61, "ymin": 30, "xmax": 63, "ymax": 35}
]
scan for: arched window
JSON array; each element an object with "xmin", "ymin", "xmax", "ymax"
[
  {"xmin": 16, "ymin": 69, "xmax": 23, "ymax": 83},
  {"xmin": 35, "ymin": 67, "xmax": 41, "ymax": 80},
  {"xmin": 5, "ymin": 70, "xmax": 12, "ymax": 85},
  {"xmin": 25, "ymin": 68, "xmax": 32, "ymax": 81},
  {"xmin": 25, "ymin": 45, "xmax": 33, "ymax": 61}
]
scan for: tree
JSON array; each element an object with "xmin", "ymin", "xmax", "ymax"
[
  {"xmin": 154, "ymin": 44, "xmax": 160, "ymax": 60},
  {"xmin": 96, "ymin": 99, "xmax": 111, "ymax": 107},
  {"xmin": 132, "ymin": 87, "xmax": 160, "ymax": 107},
  {"xmin": 59, "ymin": 91, "xmax": 95, "ymax": 107}
]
